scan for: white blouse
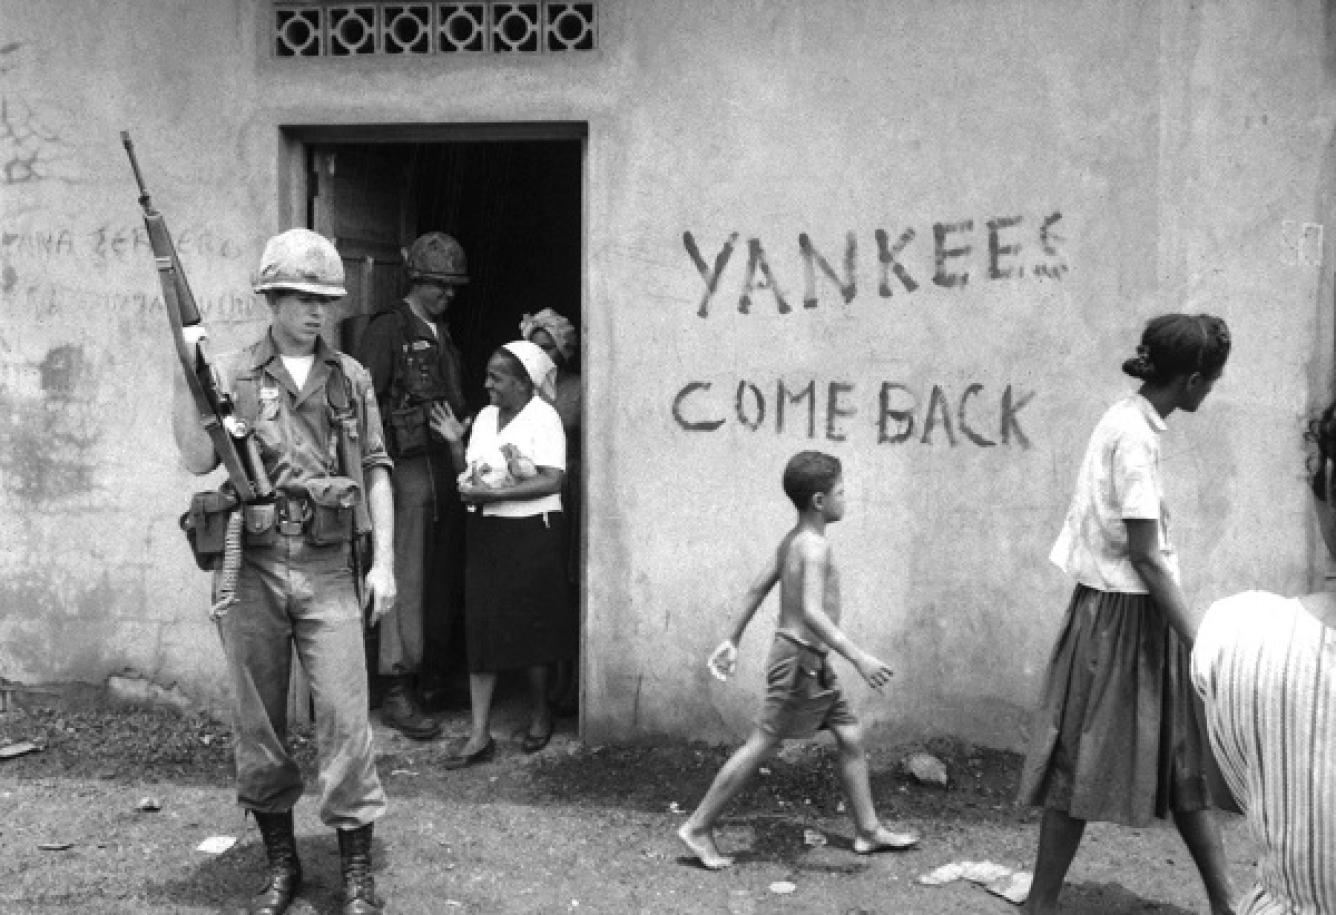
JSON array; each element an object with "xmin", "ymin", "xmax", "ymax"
[
  {"xmin": 464, "ymin": 396, "xmax": 566, "ymax": 518},
  {"xmin": 1049, "ymin": 394, "xmax": 1179, "ymax": 593}
]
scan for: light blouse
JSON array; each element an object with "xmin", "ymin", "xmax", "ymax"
[{"xmin": 465, "ymin": 396, "xmax": 565, "ymax": 518}]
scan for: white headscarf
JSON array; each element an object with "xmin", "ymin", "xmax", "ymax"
[{"xmin": 501, "ymin": 340, "xmax": 557, "ymax": 403}]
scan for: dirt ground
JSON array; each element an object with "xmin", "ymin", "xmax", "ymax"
[{"xmin": 0, "ymin": 684, "xmax": 1257, "ymax": 914}]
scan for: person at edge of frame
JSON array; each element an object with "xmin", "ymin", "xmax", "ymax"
[
  {"xmin": 172, "ymin": 228, "xmax": 396, "ymax": 915},
  {"xmin": 1189, "ymin": 400, "xmax": 1336, "ymax": 913},
  {"xmin": 355, "ymin": 231, "xmax": 470, "ymax": 740}
]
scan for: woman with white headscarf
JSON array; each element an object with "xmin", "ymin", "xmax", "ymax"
[{"xmin": 430, "ymin": 340, "xmax": 573, "ymax": 766}]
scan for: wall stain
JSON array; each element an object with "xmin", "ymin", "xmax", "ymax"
[
  {"xmin": 0, "ymin": 40, "xmax": 76, "ymax": 186},
  {"xmin": 0, "ymin": 345, "xmax": 103, "ymax": 505}
]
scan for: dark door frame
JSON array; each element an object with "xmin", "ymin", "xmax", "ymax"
[{"xmin": 276, "ymin": 121, "xmax": 591, "ymax": 729}]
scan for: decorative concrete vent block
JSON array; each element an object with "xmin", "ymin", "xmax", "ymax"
[{"xmin": 273, "ymin": 1, "xmax": 597, "ymax": 57}]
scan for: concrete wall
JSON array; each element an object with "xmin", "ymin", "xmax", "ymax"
[{"xmin": 0, "ymin": 0, "xmax": 1330, "ymax": 747}]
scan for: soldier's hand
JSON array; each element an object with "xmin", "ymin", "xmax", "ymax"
[
  {"xmin": 181, "ymin": 325, "xmax": 208, "ymax": 351},
  {"xmin": 363, "ymin": 562, "xmax": 396, "ymax": 627}
]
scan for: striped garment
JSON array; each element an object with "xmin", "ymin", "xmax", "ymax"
[{"xmin": 1191, "ymin": 591, "xmax": 1336, "ymax": 914}]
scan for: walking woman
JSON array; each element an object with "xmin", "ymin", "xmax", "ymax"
[
  {"xmin": 430, "ymin": 340, "xmax": 574, "ymax": 766},
  {"xmin": 1018, "ymin": 313, "xmax": 1236, "ymax": 914}
]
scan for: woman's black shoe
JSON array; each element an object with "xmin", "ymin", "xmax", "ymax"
[{"xmin": 442, "ymin": 737, "xmax": 496, "ymax": 770}]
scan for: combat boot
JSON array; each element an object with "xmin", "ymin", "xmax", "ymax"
[
  {"xmin": 337, "ymin": 823, "xmax": 382, "ymax": 914},
  {"xmin": 381, "ymin": 675, "xmax": 442, "ymax": 739},
  {"xmin": 247, "ymin": 810, "xmax": 302, "ymax": 915}
]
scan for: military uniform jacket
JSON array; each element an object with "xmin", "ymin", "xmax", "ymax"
[
  {"xmin": 356, "ymin": 300, "xmax": 467, "ymax": 421},
  {"xmin": 216, "ymin": 331, "xmax": 393, "ymax": 496}
]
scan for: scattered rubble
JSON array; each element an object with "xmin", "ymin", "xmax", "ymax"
[
  {"xmin": 196, "ymin": 835, "xmax": 237, "ymax": 854},
  {"xmin": 902, "ymin": 752, "xmax": 950, "ymax": 787},
  {"xmin": 105, "ymin": 671, "xmax": 193, "ymax": 713},
  {"xmin": 0, "ymin": 740, "xmax": 41, "ymax": 759}
]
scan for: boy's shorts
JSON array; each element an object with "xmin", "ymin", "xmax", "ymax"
[{"xmin": 756, "ymin": 631, "xmax": 858, "ymax": 740}]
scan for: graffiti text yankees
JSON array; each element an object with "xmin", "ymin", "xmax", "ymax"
[{"xmin": 683, "ymin": 212, "xmax": 1067, "ymax": 318}]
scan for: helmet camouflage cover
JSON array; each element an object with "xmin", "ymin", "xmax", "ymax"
[
  {"xmin": 252, "ymin": 228, "xmax": 347, "ymax": 297},
  {"xmin": 404, "ymin": 231, "xmax": 468, "ymax": 285}
]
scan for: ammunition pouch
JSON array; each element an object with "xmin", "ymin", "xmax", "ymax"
[
  {"xmin": 305, "ymin": 476, "xmax": 361, "ymax": 546},
  {"xmin": 242, "ymin": 501, "xmax": 279, "ymax": 547},
  {"xmin": 180, "ymin": 489, "xmax": 240, "ymax": 571},
  {"xmin": 387, "ymin": 403, "xmax": 430, "ymax": 459}
]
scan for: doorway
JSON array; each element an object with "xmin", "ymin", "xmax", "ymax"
[{"xmin": 283, "ymin": 123, "xmax": 587, "ymax": 726}]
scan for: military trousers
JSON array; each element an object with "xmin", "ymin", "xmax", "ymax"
[
  {"xmin": 217, "ymin": 535, "xmax": 386, "ymax": 830},
  {"xmin": 378, "ymin": 449, "xmax": 464, "ymax": 677}
]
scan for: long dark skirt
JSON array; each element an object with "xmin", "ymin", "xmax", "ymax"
[
  {"xmin": 1016, "ymin": 585, "xmax": 1230, "ymax": 826},
  {"xmin": 464, "ymin": 511, "xmax": 576, "ymax": 673}
]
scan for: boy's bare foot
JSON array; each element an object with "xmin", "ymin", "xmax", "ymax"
[
  {"xmin": 677, "ymin": 822, "xmax": 735, "ymax": 870},
  {"xmin": 853, "ymin": 824, "xmax": 920, "ymax": 854}
]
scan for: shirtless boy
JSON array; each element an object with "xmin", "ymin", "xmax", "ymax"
[{"xmin": 677, "ymin": 450, "xmax": 920, "ymax": 870}]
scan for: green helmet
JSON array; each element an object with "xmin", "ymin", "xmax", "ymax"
[
  {"xmin": 252, "ymin": 228, "xmax": 346, "ymax": 297},
  {"xmin": 405, "ymin": 232, "xmax": 469, "ymax": 285}
]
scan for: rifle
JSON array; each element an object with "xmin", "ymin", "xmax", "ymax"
[{"xmin": 123, "ymin": 131, "xmax": 273, "ymax": 615}]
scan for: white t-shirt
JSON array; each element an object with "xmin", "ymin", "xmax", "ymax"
[
  {"xmin": 465, "ymin": 396, "xmax": 566, "ymax": 518},
  {"xmin": 280, "ymin": 354, "xmax": 316, "ymax": 391},
  {"xmin": 1048, "ymin": 393, "xmax": 1179, "ymax": 592}
]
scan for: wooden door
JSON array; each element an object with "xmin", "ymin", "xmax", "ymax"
[
  {"xmin": 290, "ymin": 145, "xmax": 412, "ymax": 725},
  {"xmin": 309, "ymin": 146, "xmax": 412, "ymax": 354}
]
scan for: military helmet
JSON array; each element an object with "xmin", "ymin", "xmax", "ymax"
[
  {"xmin": 404, "ymin": 231, "xmax": 469, "ymax": 285},
  {"xmin": 252, "ymin": 228, "xmax": 347, "ymax": 297}
]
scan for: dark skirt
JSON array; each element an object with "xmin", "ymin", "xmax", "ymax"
[
  {"xmin": 464, "ymin": 511, "xmax": 576, "ymax": 673},
  {"xmin": 1016, "ymin": 585, "xmax": 1230, "ymax": 826}
]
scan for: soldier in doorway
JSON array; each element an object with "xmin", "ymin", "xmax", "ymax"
[
  {"xmin": 173, "ymin": 228, "xmax": 395, "ymax": 914},
  {"xmin": 355, "ymin": 231, "xmax": 470, "ymax": 740}
]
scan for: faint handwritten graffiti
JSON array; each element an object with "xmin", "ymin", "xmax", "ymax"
[
  {"xmin": 8, "ymin": 280, "xmax": 257, "ymax": 326},
  {"xmin": 671, "ymin": 377, "xmax": 1035, "ymax": 448},
  {"xmin": 683, "ymin": 212, "xmax": 1068, "ymax": 318},
  {"xmin": 1280, "ymin": 220, "xmax": 1323, "ymax": 267},
  {"xmin": 0, "ymin": 224, "xmax": 245, "ymax": 264}
]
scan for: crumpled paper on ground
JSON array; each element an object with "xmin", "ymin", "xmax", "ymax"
[
  {"xmin": 985, "ymin": 871, "xmax": 1032, "ymax": 905},
  {"xmin": 917, "ymin": 859, "xmax": 1031, "ymax": 905}
]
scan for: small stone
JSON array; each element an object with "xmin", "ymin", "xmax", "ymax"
[{"xmin": 902, "ymin": 752, "xmax": 950, "ymax": 787}]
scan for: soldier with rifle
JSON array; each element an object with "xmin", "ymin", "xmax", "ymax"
[
  {"xmin": 170, "ymin": 227, "xmax": 396, "ymax": 915},
  {"xmin": 133, "ymin": 132, "xmax": 398, "ymax": 913}
]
